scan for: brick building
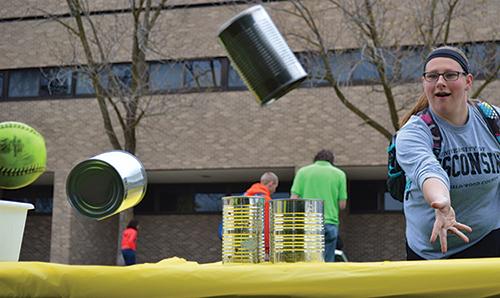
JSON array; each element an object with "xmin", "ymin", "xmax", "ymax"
[{"xmin": 0, "ymin": 0, "xmax": 499, "ymax": 264}]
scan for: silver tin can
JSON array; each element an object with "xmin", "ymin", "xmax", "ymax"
[
  {"xmin": 222, "ymin": 196, "xmax": 265, "ymax": 263},
  {"xmin": 270, "ymin": 199, "xmax": 324, "ymax": 263},
  {"xmin": 66, "ymin": 150, "xmax": 147, "ymax": 220},
  {"xmin": 218, "ymin": 5, "xmax": 307, "ymax": 105}
]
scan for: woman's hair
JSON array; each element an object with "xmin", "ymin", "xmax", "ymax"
[
  {"xmin": 399, "ymin": 45, "xmax": 469, "ymax": 127},
  {"xmin": 127, "ymin": 218, "xmax": 139, "ymax": 230},
  {"xmin": 399, "ymin": 93, "xmax": 428, "ymax": 127}
]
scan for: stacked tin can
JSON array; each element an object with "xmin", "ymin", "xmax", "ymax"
[
  {"xmin": 222, "ymin": 196, "xmax": 325, "ymax": 264},
  {"xmin": 270, "ymin": 199, "xmax": 324, "ymax": 263},
  {"xmin": 221, "ymin": 196, "xmax": 265, "ymax": 263}
]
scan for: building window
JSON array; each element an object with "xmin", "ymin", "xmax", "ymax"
[
  {"xmin": 8, "ymin": 69, "xmax": 39, "ymax": 97},
  {"xmin": 39, "ymin": 68, "xmax": 72, "ymax": 97},
  {"xmin": 394, "ymin": 48, "xmax": 423, "ymax": 82},
  {"xmin": 329, "ymin": 49, "xmax": 379, "ymax": 84},
  {"xmin": 464, "ymin": 42, "xmax": 499, "ymax": 79},
  {"xmin": 297, "ymin": 53, "xmax": 328, "ymax": 87},
  {"xmin": 184, "ymin": 60, "xmax": 222, "ymax": 89},
  {"xmin": 149, "ymin": 62, "xmax": 184, "ymax": 92},
  {"xmin": 149, "ymin": 59, "xmax": 222, "ymax": 92},
  {"xmin": 96, "ymin": 64, "xmax": 133, "ymax": 95},
  {"xmin": 135, "ymin": 181, "xmax": 291, "ymax": 215},
  {"xmin": 348, "ymin": 180, "xmax": 402, "ymax": 213},
  {"xmin": 75, "ymin": 71, "xmax": 95, "ymax": 95},
  {"xmin": 227, "ymin": 64, "xmax": 246, "ymax": 89},
  {"xmin": 0, "ymin": 41, "xmax": 498, "ymax": 101},
  {"xmin": 108, "ymin": 64, "xmax": 133, "ymax": 91},
  {"xmin": 194, "ymin": 193, "xmax": 225, "ymax": 213},
  {"xmin": 1, "ymin": 185, "xmax": 53, "ymax": 214},
  {"xmin": 75, "ymin": 64, "xmax": 134, "ymax": 96}
]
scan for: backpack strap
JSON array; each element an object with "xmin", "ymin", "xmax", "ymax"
[
  {"xmin": 471, "ymin": 99, "xmax": 500, "ymax": 144},
  {"xmin": 394, "ymin": 108, "xmax": 441, "ymax": 201},
  {"xmin": 417, "ymin": 108, "xmax": 442, "ymax": 156}
]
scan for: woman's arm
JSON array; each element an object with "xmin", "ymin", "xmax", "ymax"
[{"xmin": 397, "ymin": 118, "xmax": 472, "ymax": 253}]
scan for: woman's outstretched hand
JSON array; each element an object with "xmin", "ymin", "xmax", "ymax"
[{"xmin": 430, "ymin": 200, "xmax": 473, "ymax": 254}]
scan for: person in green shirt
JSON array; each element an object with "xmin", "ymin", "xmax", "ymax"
[{"xmin": 291, "ymin": 149, "xmax": 348, "ymax": 262}]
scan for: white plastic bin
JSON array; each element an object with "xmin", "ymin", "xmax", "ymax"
[{"xmin": 0, "ymin": 200, "xmax": 34, "ymax": 261}]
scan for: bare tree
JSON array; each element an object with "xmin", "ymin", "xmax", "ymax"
[
  {"xmin": 40, "ymin": 0, "xmax": 220, "ymax": 264},
  {"xmin": 274, "ymin": 0, "xmax": 499, "ymax": 139},
  {"xmin": 61, "ymin": 0, "xmax": 162, "ymax": 265}
]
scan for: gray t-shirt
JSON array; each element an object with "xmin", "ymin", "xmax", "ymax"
[{"xmin": 396, "ymin": 103, "xmax": 500, "ymax": 259}]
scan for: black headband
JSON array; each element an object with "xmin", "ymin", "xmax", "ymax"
[{"xmin": 424, "ymin": 48, "xmax": 469, "ymax": 74}]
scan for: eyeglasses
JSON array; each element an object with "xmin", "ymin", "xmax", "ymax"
[{"xmin": 423, "ymin": 71, "xmax": 467, "ymax": 82}]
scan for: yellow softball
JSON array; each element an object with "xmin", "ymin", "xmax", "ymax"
[{"xmin": 0, "ymin": 121, "xmax": 46, "ymax": 189}]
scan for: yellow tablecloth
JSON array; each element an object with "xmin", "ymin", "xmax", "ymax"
[{"xmin": 1, "ymin": 257, "xmax": 500, "ymax": 297}]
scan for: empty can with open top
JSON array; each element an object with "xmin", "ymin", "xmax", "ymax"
[
  {"xmin": 222, "ymin": 196, "xmax": 265, "ymax": 263},
  {"xmin": 218, "ymin": 5, "xmax": 307, "ymax": 105},
  {"xmin": 270, "ymin": 198, "xmax": 324, "ymax": 263},
  {"xmin": 66, "ymin": 150, "xmax": 147, "ymax": 220}
]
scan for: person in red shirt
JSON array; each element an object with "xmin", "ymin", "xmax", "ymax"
[
  {"xmin": 121, "ymin": 218, "xmax": 139, "ymax": 265},
  {"xmin": 244, "ymin": 172, "xmax": 279, "ymax": 260}
]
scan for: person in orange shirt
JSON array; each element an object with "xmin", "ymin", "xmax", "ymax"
[
  {"xmin": 121, "ymin": 218, "xmax": 139, "ymax": 265},
  {"xmin": 244, "ymin": 172, "xmax": 279, "ymax": 260}
]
